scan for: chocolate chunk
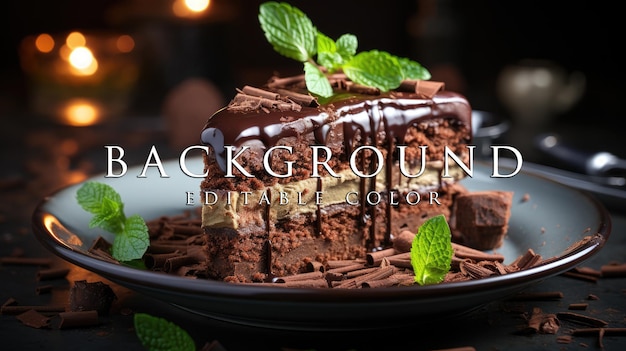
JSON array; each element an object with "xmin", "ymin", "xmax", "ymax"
[{"xmin": 69, "ymin": 280, "xmax": 116, "ymax": 315}]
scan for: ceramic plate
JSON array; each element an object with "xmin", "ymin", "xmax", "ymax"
[{"xmin": 32, "ymin": 157, "xmax": 611, "ymax": 330}]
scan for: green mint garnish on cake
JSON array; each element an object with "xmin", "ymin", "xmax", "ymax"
[
  {"xmin": 134, "ymin": 313, "xmax": 195, "ymax": 351},
  {"xmin": 410, "ymin": 214, "xmax": 454, "ymax": 285},
  {"xmin": 258, "ymin": 1, "xmax": 431, "ymax": 97},
  {"xmin": 76, "ymin": 181, "xmax": 149, "ymax": 262}
]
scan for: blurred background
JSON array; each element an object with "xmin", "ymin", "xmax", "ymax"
[{"xmin": 0, "ymin": 0, "xmax": 623, "ymax": 157}]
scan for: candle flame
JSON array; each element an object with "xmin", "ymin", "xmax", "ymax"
[
  {"xmin": 62, "ymin": 99, "xmax": 101, "ymax": 126},
  {"xmin": 66, "ymin": 32, "xmax": 86, "ymax": 49},
  {"xmin": 173, "ymin": 0, "xmax": 210, "ymax": 17},
  {"xmin": 68, "ymin": 46, "xmax": 98, "ymax": 75},
  {"xmin": 35, "ymin": 33, "xmax": 55, "ymax": 53},
  {"xmin": 116, "ymin": 35, "xmax": 135, "ymax": 53}
]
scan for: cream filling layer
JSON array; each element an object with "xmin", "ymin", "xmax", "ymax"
[{"xmin": 201, "ymin": 161, "xmax": 466, "ymax": 230}]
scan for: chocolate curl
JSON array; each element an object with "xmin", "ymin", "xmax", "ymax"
[
  {"xmin": 509, "ymin": 248, "xmax": 542, "ymax": 271},
  {"xmin": 88, "ymin": 237, "xmax": 119, "ymax": 264},
  {"xmin": 35, "ymin": 285, "xmax": 53, "ymax": 295},
  {"xmin": 344, "ymin": 267, "xmax": 379, "ymax": 279},
  {"xmin": 1, "ymin": 305, "xmax": 66, "ymax": 316},
  {"xmin": 276, "ymin": 89, "xmax": 318, "ymax": 107},
  {"xmin": 343, "ymin": 81, "xmax": 380, "ymax": 95},
  {"xmin": 366, "ymin": 248, "xmax": 397, "ymax": 266},
  {"xmin": 326, "ymin": 263, "xmax": 367, "ymax": 275},
  {"xmin": 147, "ymin": 242, "xmax": 188, "ymax": 254},
  {"xmin": 572, "ymin": 327, "xmax": 626, "ymax": 336},
  {"xmin": 326, "ymin": 259, "xmax": 366, "ymax": 269},
  {"xmin": 600, "ymin": 263, "xmax": 626, "ymax": 277},
  {"xmin": 556, "ymin": 312, "xmax": 609, "ymax": 327},
  {"xmin": 273, "ymin": 271, "xmax": 324, "ymax": 283},
  {"xmin": 335, "ymin": 266, "xmax": 396, "ymax": 289},
  {"xmin": 280, "ymin": 279, "xmax": 329, "ymax": 288},
  {"xmin": 144, "ymin": 252, "xmax": 182, "ymax": 270},
  {"xmin": 267, "ymin": 74, "xmax": 306, "ymax": 89},
  {"xmin": 0, "ymin": 257, "xmax": 53, "ymax": 266},
  {"xmin": 59, "ymin": 310, "xmax": 99, "ymax": 329},
  {"xmin": 164, "ymin": 255, "xmax": 198, "ymax": 273},
  {"xmin": 392, "ymin": 230, "xmax": 415, "ymax": 253},
  {"xmin": 37, "ymin": 267, "xmax": 70, "ymax": 281},
  {"xmin": 386, "ymin": 257, "xmax": 412, "ymax": 269},
  {"xmin": 459, "ymin": 261, "xmax": 496, "ymax": 279},
  {"xmin": 241, "ymin": 85, "xmax": 280, "ymax": 100},
  {"xmin": 451, "ymin": 242, "xmax": 505, "ymax": 262},
  {"xmin": 231, "ymin": 93, "xmax": 300, "ymax": 112},
  {"xmin": 306, "ymin": 261, "xmax": 325, "ymax": 273},
  {"xmin": 398, "ymin": 80, "xmax": 445, "ymax": 98},
  {"xmin": 361, "ymin": 276, "xmax": 400, "ymax": 288},
  {"xmin": 525, "ymin": 307, "xmax": 560, "ymax": 334},
  {"xmin": 568, "ymin": 303, "xmax": 589, "ymax": 310}
]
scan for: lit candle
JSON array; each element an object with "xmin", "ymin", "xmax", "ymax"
[
  {"xmin": 172, "ymin": 0, "xmax": 211, "ymax": 18},
  {"xmin": 20, "ymin": 30, "xmax": 138, "ymax": 126}
]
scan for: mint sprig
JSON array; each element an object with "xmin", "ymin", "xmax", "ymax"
[
  {"xmin": 258, "ymin": 1, "xmax": 431, "ymax": 97},
  {"xmin": 76, "ymin": 181, "xmax": 149, "ymax": 262},
  {"xmin": 410, "ymin": 214, "xmax": 454, "ymax": 285},
  {"xmin": 134, "ymin": 313, "xmax": 195, "ymax": 351}
]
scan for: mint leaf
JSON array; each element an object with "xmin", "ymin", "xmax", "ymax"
[
  {"xmin": 134, "ymin": 313, "xmax": 195, "ymax": 351},
  {"xmin": 76, "ymin": 181, "xmax": 149, "ymax": 262},
  {"xmin": 410, "ymin": 214, "xmax": 453, "ymax": 285},
  {"xmin": 258, "ymin": 2, "xmax": 316, "ymax": 62},
  {"xmin": 112, "ymin": 215, "xmax": 150, "ymax": 262},
  {"xmin": 258, "ymin": 2, "xmax": 430, "ymax": 96},
  {"xmin": 336, "ymin": 34, "xmax": 358, "ymax": 59},
  {"xmin": 77, "ymin": 181, "xmax": 122, "ymax": 214},
  {"xmin": 304, "ymin": 61, "xmax": 333, "ymax": 97},
  {"xmin": 397, "ymin": 57, "xmax": 431, "ymax": 80},
  {"xmin": 343, "ymin": 50, "xmax": 404, "ymax": 92},
  {"xmin": 316, "ymin": 32, "xmax": 342, "ymax": 71},
  {"xmin": 88, "ymin": 196, "xmax": 124, "ymax": 234}
]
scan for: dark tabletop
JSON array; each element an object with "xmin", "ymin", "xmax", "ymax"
[{"xmin": 1, "ymin": 116, "xmax": 625, "ymax": 351}]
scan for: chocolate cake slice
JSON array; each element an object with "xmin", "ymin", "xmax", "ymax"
[{"xmin": 199, "ymin": 75, "xmax": 473, "ymax": 283}]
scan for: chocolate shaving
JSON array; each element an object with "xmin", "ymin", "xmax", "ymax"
[
  {"xmin": 452, "ymin": 242, "xmax": 505, "ymax": 262},
  {"xmin": 366, "ymin": 248, "xmax": 397, "ymax": 266},
  {"xmin": 571, "ymin": 327, "xmax": 626, "ymax": 336},
  {"xmin": 275, "ymin": 88, "xmax": 318, "ymax": 107},
  {"xmin": 229, "ymin": 91, "xmax": 302, "ymax": 113},
  {"xmin": 35, "ymin": 285, "xmax": 53, "ymax": 295},
  {"xmin": 556, "ymin": 311, "xmax": 608, "ymax": 327},
  {"xmin": 16, "ymin": 309, "xmax": 51, "ymax": 329},
  {"xmin": 568, "ymin": 303, "xmax": 588, "ymax": 310},
  {"xmin": 562, "ymin": 271, "xmax": 598, "ymax": 283},
  {"xmin": 600, "ymin": 263, "xmax": 626, "ymax": 277},
  {"xmin": 1, "ymin": 305, "xmax": 66, "ymax": 315},
  {"xmin": 241, "ymin": 85, "xmax": 280, "ymax": 100},
  {"xmin": 59, "ymin": 310, "xmax": 99, "ymax": 329},
  {"xmin": 0, "ymin": 256, "xmax": 53, "ymax": 266},
  {"xmin": 398, "ymin": 79, "xmax": 445, "ymax": 98},
  {"xmin": 267, "ymin": 74, "xmax": 306, "ymax": 89},
  {"xmin": 272, "ymin": 271, "xmax": 324, "ymax": 283},
  {"xmin": 36, "ymin": 267, "xmax": 70, "ymax": 281},
  {"xmin": 87, "ymin": 237, "xmax": 119, "ymax": 264},
  {"xmin": 525, "ymin": 307, "xmax": 560, "ymax": 334}
]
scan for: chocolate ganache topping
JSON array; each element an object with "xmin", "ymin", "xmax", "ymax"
[{"xmin": 201, "ymin": 77, "xmax": 472, "ymax": 172}]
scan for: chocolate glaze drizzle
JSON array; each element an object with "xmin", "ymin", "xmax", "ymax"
[{"xmin": 201, "ymin": 79, "xmax": 471, "ymax": 253}]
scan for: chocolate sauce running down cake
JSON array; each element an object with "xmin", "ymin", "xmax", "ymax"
[{"xmin": 199, "ymin": 76, "xmax": 472, "ymax": 283}]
